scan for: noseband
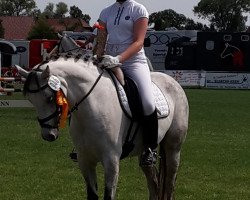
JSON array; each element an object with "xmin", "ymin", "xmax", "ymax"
[{"xmin": 24, "ymin": 71, "xmax": 61, "ymax": 129}]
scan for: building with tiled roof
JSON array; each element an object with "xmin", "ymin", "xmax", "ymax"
[
  {"xmin": 46, "ymin": 18, "xmax": 92, "ymax": 33},
  {"xmin": 0, "ymin": 16, "xmax": 34, "ymax": 40},
  {"xmin": 0, "ymin": 16, "xmax": 92, "ymax": 40}
]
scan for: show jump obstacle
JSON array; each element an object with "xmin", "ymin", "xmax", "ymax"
[{"xmin": 0, "ymin": 41, "xmax": 32, "ymax": 107}]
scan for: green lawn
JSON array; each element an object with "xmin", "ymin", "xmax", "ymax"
[
  {"xmin": 177, "ymin": 89, "xmax": 250, "ymax": 200},
  {"xmin": 0, "ymin": 89, "xmax": 249, "ymax": 199}
]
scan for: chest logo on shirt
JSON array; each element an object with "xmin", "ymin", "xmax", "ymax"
[{"xmin": 125, "ymin": 16, "xmax": 130, "ymax": 20}]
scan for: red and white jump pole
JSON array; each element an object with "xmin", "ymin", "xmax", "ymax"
[
  {"xmin": 0, "ymin": 77, "xmax": 26, "ymax": 82},
  {"xmin": 0, "ymin": 88, "xmax": 22, "ymax": 92}
]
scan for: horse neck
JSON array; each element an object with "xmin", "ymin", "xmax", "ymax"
[{"xmin": 52, "ymin": 59, "xmax": 109, "ymax": 108}]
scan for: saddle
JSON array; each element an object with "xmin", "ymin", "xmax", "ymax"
[
  {"xmin": 108, "ymin": 71, "xmax": 169, "ymax": 120},
  {"xmin": 108, "ymin": 71, "xmax": 170, "ymax": 159}
]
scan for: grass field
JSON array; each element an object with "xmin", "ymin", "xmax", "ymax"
[{"xmin": 0, "ymin": 89, "xmax": 249, "ymax": 200}]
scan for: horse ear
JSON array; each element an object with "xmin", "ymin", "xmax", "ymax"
[
  {"xmin": 41, "ymin": 65, "xmax": 50, "ymax": 79},
  {"xmin": 15, "ymin": 65, "xmax": 28, "ymax": 79}
]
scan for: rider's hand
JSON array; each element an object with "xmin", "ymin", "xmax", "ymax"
[{"xmin": 100, "ymin": 55, "xmax": 122, "ymax": 68}]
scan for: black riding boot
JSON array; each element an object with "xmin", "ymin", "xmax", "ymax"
[{"xmin": 140, "ymin": 109, "xmax": 158, "ymax": 166}]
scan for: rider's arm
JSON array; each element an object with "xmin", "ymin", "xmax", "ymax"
[{"xmin": 118, "ymin": 17, "xmax": 148, "ymax": 63}]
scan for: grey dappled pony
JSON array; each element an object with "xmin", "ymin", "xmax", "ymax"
[{"xmin": 16, "ymin": 36, "xmax": 189, "ymax": 200}]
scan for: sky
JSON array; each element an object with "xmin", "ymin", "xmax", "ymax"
[{"xmin": 35, "ymin": 0, "xmax": 208, "ymax": 26}]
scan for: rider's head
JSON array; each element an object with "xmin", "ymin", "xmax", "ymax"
[{"xmin": 117, "ymin": 0, "xmax": 127, "ymax": 2}]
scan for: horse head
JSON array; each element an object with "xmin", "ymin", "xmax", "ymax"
[{"xmin": 16, "ymin": 65, "xmax": 68, "ymax": 142}]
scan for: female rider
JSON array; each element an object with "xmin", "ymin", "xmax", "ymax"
[{"xmin": 96, "ymin": 0, "xmax": 158, "ymax": 166}]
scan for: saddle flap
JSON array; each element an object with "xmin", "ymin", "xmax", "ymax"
[{"xmin": 123, "ymin": 77, "xmax": 143, "ymax": 120}]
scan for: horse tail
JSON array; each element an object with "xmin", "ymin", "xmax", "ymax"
[{"xmin": 158, "ymin": 143, "xmax": 167, "ymax": 200}]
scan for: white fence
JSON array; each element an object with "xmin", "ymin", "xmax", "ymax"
[{"xmin": 0, "ymin": 100, "xmax": 33, "ymax": 108}]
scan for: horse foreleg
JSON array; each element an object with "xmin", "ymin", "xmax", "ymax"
[
  {"xmin": 78, "ymin": 154, "xmax": 98, "ymax": 200},
  {"xmin": 140, "ymin": 163, "xmax": 159, "ymax": 200},
  {"xmin": 102, "ymin": 156, "xmax": 120, "ymax": 200}
]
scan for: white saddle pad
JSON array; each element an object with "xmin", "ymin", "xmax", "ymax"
[{"xmin": 116, "ymin": 80, "xmax": 169, "ymax": 118}]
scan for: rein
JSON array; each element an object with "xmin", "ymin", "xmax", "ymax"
[{"xmin": 70, "ymin": 67, "xmax": 106, "ymax": 113}]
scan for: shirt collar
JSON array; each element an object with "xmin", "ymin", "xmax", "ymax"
[{"xmin": 116, "ymin": 0, "xmax": 131, "ymax": 6}]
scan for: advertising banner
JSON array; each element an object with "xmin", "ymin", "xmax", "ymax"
[
  {"xmin": 206, "ymin": 72, "xmax": 250, "ymax": 89},
  {"xmin": 162, "ymin": 70, "xmax": 206, "ymax": 87},
  {"xmin": 144, "ymin": 30, "xmax": 197, "ymax": 70}
]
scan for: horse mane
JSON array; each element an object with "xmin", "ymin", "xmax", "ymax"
[
  {"xmin": 49, "ymin": 50, "xmax": 99, "ymax": 67},
  {"xmin": 45, "ymin": 34, "xmax": 99, "ymax": 66}
]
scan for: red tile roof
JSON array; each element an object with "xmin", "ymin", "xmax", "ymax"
[
  {"xmin": 0, "ymin": 16, "xmax": 92, "ymax": 40},
  {"xmin": 0, "ymin": 16, "xmax": 34, "ymax": 40},
  {"xmin": 47, "ymin": 18, "xmax": 92, "ymax": 32}
]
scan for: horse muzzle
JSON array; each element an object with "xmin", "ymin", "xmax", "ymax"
[{"xmin": 41, "ymin": 128, "xmax": 59, "ymax": 142}]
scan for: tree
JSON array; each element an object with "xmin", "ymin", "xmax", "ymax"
[
  {"xmin": 149, "ymin": 9, "xmax": 186, "ymax": 30},
  {"xmin": 193, "ymin": 0, "xmax": 250, "ymax": 32},
  {"xmin": 0, "ymin": 0, "xmax": 36, "ymax": 16},
  {"xmin": 185, "ymin": 18, "xmax": 204, "ymax": 30},
  {"xmin": 42, "ymin": 3, "xmax": 55, "ymax": 18},
  {"xmin": 30, "ymin": 8, "xmax": 41, "ymax": 18},
  {"xmin": 0, "ymin": 19, "xmax": 4, "ymax": 38},
  {"xmin": 69, "ymin": 5, "xmax": 83, "ymax": 18},
  {"xmin": 27, "ymin": 17, "xmax": 57, "ymax": 40},
  {"xmin": 54, "ymin": 2, "xmax": 68, "ymax": 18},
  {"xmin": 69, "ymin": 6, "xmax": 91, "ymax": 23},
  {"xmin": 82, "ymin": 14, "xmax": 91, "ymax": 24},
  {"xmin": 149, "ymin": 9, "xmax": 207, "ymax": 31}
]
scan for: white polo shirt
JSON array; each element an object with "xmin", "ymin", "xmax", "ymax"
[
  {"xmin": 99, "ymin": 0, "xmax": 149, "ymax": 45},
  {"xmin": 99, "ymin": 1, "xmax": 155, "ymax": 115}
]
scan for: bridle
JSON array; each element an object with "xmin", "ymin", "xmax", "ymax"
[
  {"xmin": 25, "ymin": 66, "xmax": 107, "ymax": 129},
  {"xmin": 24, "ymin": 71, "xmax": 61, "ymax": 129}
]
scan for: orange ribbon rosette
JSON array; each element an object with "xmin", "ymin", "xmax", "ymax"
[{"xmin": 56, "ymin": 90, "xmax": 69, "ymax": 128}]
